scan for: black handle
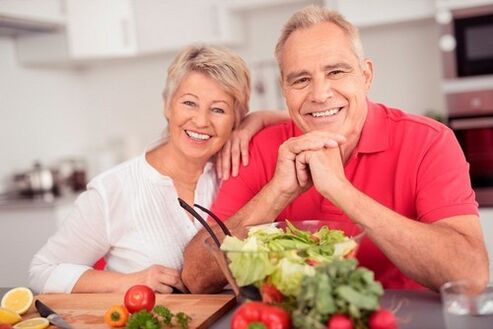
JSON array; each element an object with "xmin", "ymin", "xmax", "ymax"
[
  {"xmin": 178, "ymin": 198, "xmax": 221, "ymax": 248},
  {"xmin": 193, "ymin": 203, "xmax": 231, "ymax": 236},
  {"xmin": 35, "ymin": 299, "xmax": 55, "ymax": 317}
]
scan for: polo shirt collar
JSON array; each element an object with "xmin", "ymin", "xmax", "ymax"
[{"xmin": 355, "ymin": 100, "xmax": 390, "ymax": 154}]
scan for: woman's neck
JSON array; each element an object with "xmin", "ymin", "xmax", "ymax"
[{"xmin": 146, "ymin": 142, "xmax": 207, "ymax": 186}]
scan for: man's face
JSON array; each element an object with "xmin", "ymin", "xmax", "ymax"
[{"xmin": 280, "ymin": 22, "xmax": 373, "ymax": 141}]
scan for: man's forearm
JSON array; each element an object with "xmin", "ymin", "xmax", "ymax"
[{"xmin": 327, "ymin": 182, "xmax": 489, "ymax": 291}]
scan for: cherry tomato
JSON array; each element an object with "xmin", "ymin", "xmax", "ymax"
[{"xmin": 123, "ymin": 285, "xmax": 156, "ymax": 313}]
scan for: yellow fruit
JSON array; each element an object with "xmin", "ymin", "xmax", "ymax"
[
  {"xmin": 0, "ymin": 307, "xmax": 22, "ymax": 325},
  {"xmin": 1, "ymin": 287, "xmax": 34, "ymax": 315},
  {"xmin": 12, "ymin": 317, "xmax": 49, "ymax": 329}
]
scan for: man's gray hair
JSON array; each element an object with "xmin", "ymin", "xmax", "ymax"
[{"xmin": 275, "ymin": 5, "xmax": 365, "ymax": 72}]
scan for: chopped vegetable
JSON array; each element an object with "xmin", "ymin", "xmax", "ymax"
[
  {"xmin": 231, "ymin": 301, "xmax": 291, "ymax": 329},
  {"xmin": 261, "ymin": 283, "xmax": 284, "ymax": 304},
  {"xmin": 221, "ymin": 220, "xmax": 358, "ymax": 299},
  {"xmin": 104, "ymin": 304, "xmax": 129, "ymax": 327}
]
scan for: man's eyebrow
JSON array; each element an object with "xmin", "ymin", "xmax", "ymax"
[
  {"xmin": 285, "ymin": 70, "xmax": 309, "ymax": 83},
  {"xmin": 323, "ymin": 63, "xmax": 353, "ymax": 71},
  {"xmin": 285, "ymin": 63, "xmax": 353, "ymax": 83}
]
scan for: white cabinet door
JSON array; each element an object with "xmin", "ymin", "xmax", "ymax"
[
  {"xmin": 66, "ymin": 0, "xmax": 137, "ymax": 59},
  {"xmin": 0, "ymin": 0, "xmax": 65, "ymax": 23},
  {"xmin": 15, "ymin": 0, "xmax": 240, "ymax": 65},
  {"xmin": 133, "ymin": 0, "xmax": 235, "ymax": 54}
]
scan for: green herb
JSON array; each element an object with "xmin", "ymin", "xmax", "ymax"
[
  {"xmin": 153, "ymin": 305, "xmax": 173, "ymax": 326},
  {"xmin": 126, "ymin": 310, "xmax": 160, "ymax": 329},
  {"xmin": 125, "ymin": 305, "xmax": 192, "ymax": 329},
  {"xmin": 292, "ymin": 259, "xmax": 383, "ymax": 329},
  {"xmin": 174, "ymin": 312, "xmax": 192, "ymax": 329}
]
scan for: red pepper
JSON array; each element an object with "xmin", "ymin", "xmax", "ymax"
[{"xmin": 231, "ymin": 301, "xmax": 291, "ymax": 329}]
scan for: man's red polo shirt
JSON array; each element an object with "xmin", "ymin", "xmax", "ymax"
[{"xmin": 211, "ymin": 101, "xmax": 478, "ymax": 289}]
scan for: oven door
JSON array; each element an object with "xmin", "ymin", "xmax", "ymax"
[{"xmin": 449, "ymin": 116, "xmax": 493, "ymax": 206}]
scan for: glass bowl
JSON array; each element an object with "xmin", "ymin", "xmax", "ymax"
[{"xmin": 204, "ymin": 220, "xmax": 364, "ymax": 301}]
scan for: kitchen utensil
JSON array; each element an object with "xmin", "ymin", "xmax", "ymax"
[
  {"xmin": 13, "ymin": 162, "xmax": 55, "ymax": 197},
  {"xmin": 177, "ymin": 198, "xmax": 262, "ymax": 301},
  {"xmin": 35, "ymin": 299, "xmax": 73, "ymax": 329},
  {"xmin": 205, "ymin": 220, "xmax": 365, "ymax": 301},
  {"xmin": 29, "ymin": 294, "xmax": 235, "ymax": 329}
]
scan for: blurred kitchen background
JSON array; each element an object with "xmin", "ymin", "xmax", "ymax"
[{"xmin": 1, "ymin": 0, "xmax": 492, "ymax": 287}]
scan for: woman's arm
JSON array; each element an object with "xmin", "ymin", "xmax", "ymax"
[
  {"xmin": 217, "ymin": 110, "xmax": 289, "ymax": 179},
  {"xmin": 30, "ymin": 187, "xmax": 187, "ymax": 294}
]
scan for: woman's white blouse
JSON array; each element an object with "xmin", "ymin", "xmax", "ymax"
[{"xmin": 29, "ymin": 150, "xmax": 218, "ymax": 293}]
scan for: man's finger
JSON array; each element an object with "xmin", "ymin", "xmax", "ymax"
[
  {"xmin": 231, "ymin": 138, "xmax": 241, "ymax": 177},
  {"xmin": 221, "ymin": 140, "xmax": 231, "ymax": 180},
  {"xmin": 240, "ymin": 136, "xmax": 249, "ymax": 167}
]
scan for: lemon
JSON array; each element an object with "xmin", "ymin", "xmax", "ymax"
[
  {"xmin": 0, "ymin": 307, "xmax": 22, "ymax": 325},
  {"xmin": 13, "ymin": 317, "xmax": 49, "ymax": 329},
  {"xmin": 1, "ymin": 287, "xmax": 33, "ymax": 315}
]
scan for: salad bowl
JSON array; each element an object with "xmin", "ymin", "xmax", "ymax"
[{"xmin": 204, "ymin": 220, "xmax": 365, "ymax": 301}]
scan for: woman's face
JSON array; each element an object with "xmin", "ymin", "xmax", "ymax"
[{"xmin": 165, "ymin": 71, "xmax": 236, "ymax": 162}]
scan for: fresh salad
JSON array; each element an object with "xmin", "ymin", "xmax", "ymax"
[{"xmin": 220, "ymin": 220, "xmax": 359, "ymax": 299}]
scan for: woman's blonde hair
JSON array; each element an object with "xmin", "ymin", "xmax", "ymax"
[
  {"xmin": 274, "ymin": 5, "xmax": 365, "ymax": 74},
  {"xmin": 162, "ymin": 44, "xmax": 251, "ymax": 128}
]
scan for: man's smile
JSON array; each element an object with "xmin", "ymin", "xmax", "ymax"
[{"xmin": 308, "ymin": 107, "xmax": 342, "ymax": 117}]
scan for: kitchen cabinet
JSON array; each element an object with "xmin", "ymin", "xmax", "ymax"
[
  {"xmin": 0, "ymin": 0, "xmax": 65, "ymax": 24},
  {"xmin": 0, "ymin": 198, "xmax": 74, "ymax": 288},
  {"xmin": 15, "ymin": 0, "xmax": 242, "ymax": 65},
  {"xmin": 323, "ymin": 0, "xmax": 435, "ymax": 27}
]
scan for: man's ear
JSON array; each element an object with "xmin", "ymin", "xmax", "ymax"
[{"xmin": 362, "ymin": 58, "xmax": 374, "ymax": 92}]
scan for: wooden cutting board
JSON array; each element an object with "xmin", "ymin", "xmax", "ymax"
[{"xmin": 22, "ymin": 293, "xmax": 236, "ymax": 329}]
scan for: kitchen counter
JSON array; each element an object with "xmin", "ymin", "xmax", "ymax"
[
  {"xmin": 0, "ymin": 195, "xmax": 77, "ymax": 287},
  {"xmin": 1, "ymin": 288, "xmax": 489, "ymax": 329},
  {"xmin": 0, "ymin": 193, "xmax": 78, "ymax": 210},
  {"xmin": 213, "ymin": 290, "xmax": 447, "ymax": 329}
]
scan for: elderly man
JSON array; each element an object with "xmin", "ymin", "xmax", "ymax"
[{"xmin": 182, "ymin": 5, "xmax": 489, "ymax": 293}]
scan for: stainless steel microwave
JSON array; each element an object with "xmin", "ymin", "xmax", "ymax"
[{"xmin": 439, "ymin": 4, "xmax": 493, "ymax": 79}]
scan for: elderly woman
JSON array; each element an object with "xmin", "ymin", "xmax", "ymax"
[{"xmin": 29, "ymin": 45, "xmax": 287, "ymax": 294}]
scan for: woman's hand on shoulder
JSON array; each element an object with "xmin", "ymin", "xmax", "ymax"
[
  {"xmin": 216, "ymin": 110, "xmax": 288, "ymax": 180},
  {"xmin": 124, "ymin": 264, "xmax": 187, "ymax": 294}
]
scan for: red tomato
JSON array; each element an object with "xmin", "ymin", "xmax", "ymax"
[
  {"xmin": 123, "ymin": 285, "xmax": 156, "ymax": 313},
  {"xmin": 368, "ymin": 309, "xmax": 398, "ymax": 329},
  {"xmin": 260, "ymin": 283, "xmax": 284, "ymax": 304},
  {"xmin": 327, "ymin": 314, "xmax": 353, "ymax": 329}
]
